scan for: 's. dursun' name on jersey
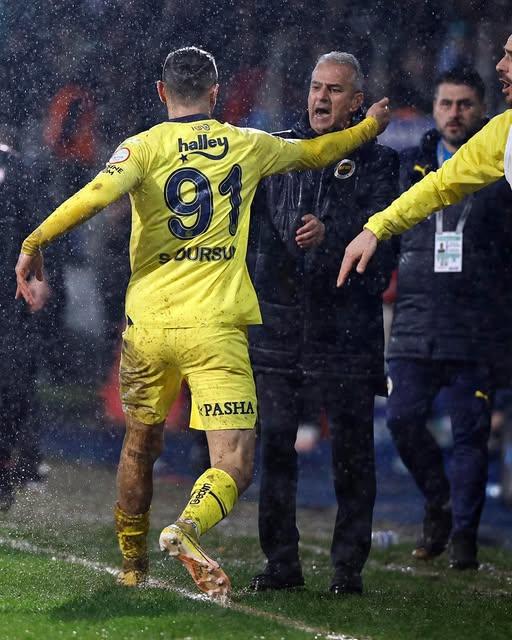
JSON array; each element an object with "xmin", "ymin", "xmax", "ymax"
[{"xmin": 158, "ymin": 246, "xmax": 236, "ymax": 264}]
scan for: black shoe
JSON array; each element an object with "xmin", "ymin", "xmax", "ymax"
[
  {"xmin": 448, "ymin": 534, "xmax": 479, "ymax": 570},
  {"xmin": 329, "ymin": 573, "xmax": 363, "ymax": 595},
  {"xmin": 249, "ymin": 563, "xmax": 304, "ymax": 592},
  {"xmin": 412, "ymin": 503, "xmax": 452, "ymax": 560}
]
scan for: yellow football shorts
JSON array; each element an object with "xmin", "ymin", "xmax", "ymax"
[{"xmin": 119, "ymin": 324, "xmax": 257, "ymax": 430}]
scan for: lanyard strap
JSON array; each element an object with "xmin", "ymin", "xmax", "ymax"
[
  {"xmin": 436, "ymin": 197, "xmax": 473, "ymax": 234},
  {"xmin": 435, "ymin": 142, "xmax": 472, "ymax": 233}
]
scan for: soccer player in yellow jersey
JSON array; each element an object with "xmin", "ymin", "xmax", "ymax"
[
  {"xmin": 15, "ymin": 47, "xmax": 390, "ymax": 597},
  {"xmin": 338, "ymin": 33, "xmax": 512, "ymax": 286}
]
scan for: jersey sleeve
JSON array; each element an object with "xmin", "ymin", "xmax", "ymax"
[
  {"xmin": 364, "ymin": 112, "xmax": 508, "ymax": 240},
  {"xmin": 21, "ymin": 136, "xmax": 149, "ymax": 255},
  {"xmin": 254, "ymin": 117, "xmax": 379, "ymax": 178}
]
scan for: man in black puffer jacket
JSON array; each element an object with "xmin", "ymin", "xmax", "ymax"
[
  {"xmin": 248, "ymin": 52, "xmax": 398, "ymax": 595},
  {"xmin": 386, "ymin": 67, "xmax": 512, "ymax": 570}
]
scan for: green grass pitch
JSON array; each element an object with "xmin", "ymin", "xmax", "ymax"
[{"xmin": 1, "ymin": 461, "xmax": 511, "ymax": 640}]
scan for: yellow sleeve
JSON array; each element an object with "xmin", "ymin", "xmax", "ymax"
[
  {"xmin": 364, "ymin": 112, "xmax": 508, "ymax": 240},
  {"xmin": 22, "ymin": 137, "xmax": 149, "ymax": 255},
  {"xmin": 255, "ymin": 117, "xmax": 379, "ymax": 178}
]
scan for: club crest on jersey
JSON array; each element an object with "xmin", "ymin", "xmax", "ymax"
[
  {"xmin": 108, "ymin": 147, "xmax": 130, "ymax": 163},
  {"xmin": 177, "ymin": 134, "xmax": 229, "ymax": 161},
  {"xmin": 334, "ymin": 158, "xmax": 355, "ymax": 180}
]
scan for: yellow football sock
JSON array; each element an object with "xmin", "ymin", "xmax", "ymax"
[
  {"xmin": 178, "ymin": 468, "xmax": 238, "ymax": 537},
  {"xmin": 114, "ymin": 503, "xmax": 150, "ymax": 563}
]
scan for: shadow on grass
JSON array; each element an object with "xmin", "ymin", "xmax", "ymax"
[{"xmin": 50, "ymin": 585, "xmax": 184, "ymax": 622}]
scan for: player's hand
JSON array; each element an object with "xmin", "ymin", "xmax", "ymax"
[
  {"xmin": 367, "ymin": 98, "xmax": 390, "ymax": 134},
  {"xmin": 15, "ymin": 251, "xmax": 45, "ymax": 306},
  {"xmin": 296, "ymin": 214, "xmax": 325, "ymax": 249},
  {"xmin": 337, "ymin": 228, "xmax": 378, "ymax": 287},
  {"xmin": 26, "ymin": 278, "xmax": 51, "ymax": 313}
]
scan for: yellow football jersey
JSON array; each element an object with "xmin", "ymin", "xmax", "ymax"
[
  {"xmin": 22, "ymin": 113, "xmax": 378, "ymax": 327},
  {"xmin": 365, "ymin": 109, "xmax": 512, "ymax": 240}
]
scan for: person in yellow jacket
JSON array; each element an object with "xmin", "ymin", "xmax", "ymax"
[
  {"xmin": 15, "ymin": 46, "xmax": 390, "ymax": 598},
  {"xmin": 338, "ymin": 34, "xmax": 512, "ymax": 286}
]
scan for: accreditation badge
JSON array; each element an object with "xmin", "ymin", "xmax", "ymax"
[{"xmin": 434, "ymin": 232, "xmax": 463, "ymax": 272}]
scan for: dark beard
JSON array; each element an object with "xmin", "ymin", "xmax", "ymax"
[{"xmin": 442, "ymin": 121, "xmax": 483, "ymax": 149}]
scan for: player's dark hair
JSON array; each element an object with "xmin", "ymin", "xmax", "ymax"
[
  {"xmin": 162, "ymin": 47, "xmax": 218, "ymax": 102},
  {"xmin": 434, "ymin": 66, "xmax": 486, "ymax": 102}
]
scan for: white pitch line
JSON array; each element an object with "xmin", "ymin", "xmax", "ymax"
[{"xmin": 0, "ymin": 535, "xmax": 363, "ymax": 640}]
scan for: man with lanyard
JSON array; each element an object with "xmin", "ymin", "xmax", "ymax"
[
  {"xmin": 433, "ymin": 121, "xmax": 472, "ymax": 273},
  {"xmin": 341, "ymin": 64, "xmax": 512, "ymax": 569}
]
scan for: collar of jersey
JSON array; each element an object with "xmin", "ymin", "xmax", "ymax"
[{"xmin": 168, "ymin": 113, "xmax": 212, "ymax": 123}]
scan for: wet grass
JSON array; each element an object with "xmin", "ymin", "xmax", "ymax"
[
  {"xmin": 2, "ymin": 522, "xmax": 511, "ymax": 640},
  {"xmin": 1, "ymin": 547, "xmax": 309, "ymax": 640},
  {"xmin": 1, "ymin": 462, "xmax": 511, "ymax": 639}
]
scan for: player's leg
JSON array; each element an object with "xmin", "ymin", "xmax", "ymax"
[
  {"xmin": 10, "ymin": 329, "xmax": 43, "ymax": 490},
  {"xmin": 0, "ymin": 329, "xmax": 35, "ymax": 511},
  {"xmin": 160, "ymin": 428, "xmax": 254, "ymax": 595},
  {"xmin": 326, "ymin": 379, "xmax": 375, "ymax": 595},
  {"xmin": 0, "ymin": 409, "xmax": 17, "ymax": 512},
  {"xmin": 114, "ymin": 417, "xmax": 164, "ymax": 585},
  {"xmin": 176, "ymin": 427, "xmax": 254, "ymax": 535},
  {"xmin": 446, "ymin": 363, "xmax": 491, "ymax": 569},
  {"xmin": 250, "ymin": 371, "xmax": 304, "ymax": 591},
  {"xmin": 159, "ymin": 326, "xmax": 256, "ymax": 596},
  {"xmin": 117, "ymin": 417, "xmax": 164, "ymax": 514},
  {"xmin": 387, "ymin": 358, "xmax": 452, "ymax": 559},
  {"xmin": 116, "ymin": 324, "xmax": 180, "ymax": 586}
]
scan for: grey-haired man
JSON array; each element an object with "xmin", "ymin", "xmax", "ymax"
[{"xmin": 249, "ymin": 52, "xmax": 399, "ymax": 595}]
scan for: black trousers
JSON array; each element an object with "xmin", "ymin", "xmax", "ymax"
[
  {"xmin": 386, "ymin": 358, "xmax": 491, "ymax": 539},
  {"xmin": 256, "ymin": 372, "xmax": 376, "ymax": 576},
  {"xmin": 0, "ymin": 326, "xmax": 38, "ymax": 465}
]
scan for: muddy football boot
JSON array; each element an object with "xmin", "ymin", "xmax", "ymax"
[
  {"xmin": 159, "ymin": 521, "xmax": 231, "ymax": 597},
  {"xmin": 114, "ymin": 504, "xmax": 149, "ymax": 587},
  {"xmin": 117, "ymin": 556, "xmax": 149, "ymax": 587}
]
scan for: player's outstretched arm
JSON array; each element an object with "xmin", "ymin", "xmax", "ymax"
[
  {"xmin": 20, "ymin": 131, "xmax": 146, "ymax": 260},
  {"xmin": 297, "ymin": 98, "xmax": 390, "ymax": 170},
  {"xmin": 258, "ymin": 98, "xmax": 391, "ymax": 178},
  {"xmin": 337, "ymin": 228, "xmax": 378, "ymax": 287},
  {"xmin": 21, "ymin": 172, "xmax": 129, "ymax": 256},
  {"xmin": 362, "ymin": 110, "xmax": 509, "ymax": 241},
  {"xmin": 336, "ymin": 110, "xmax": 510, "ymax": 288},
  {"xmin": 16, "ymin": 166, "xmax": 135, "ymax": 307}
]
